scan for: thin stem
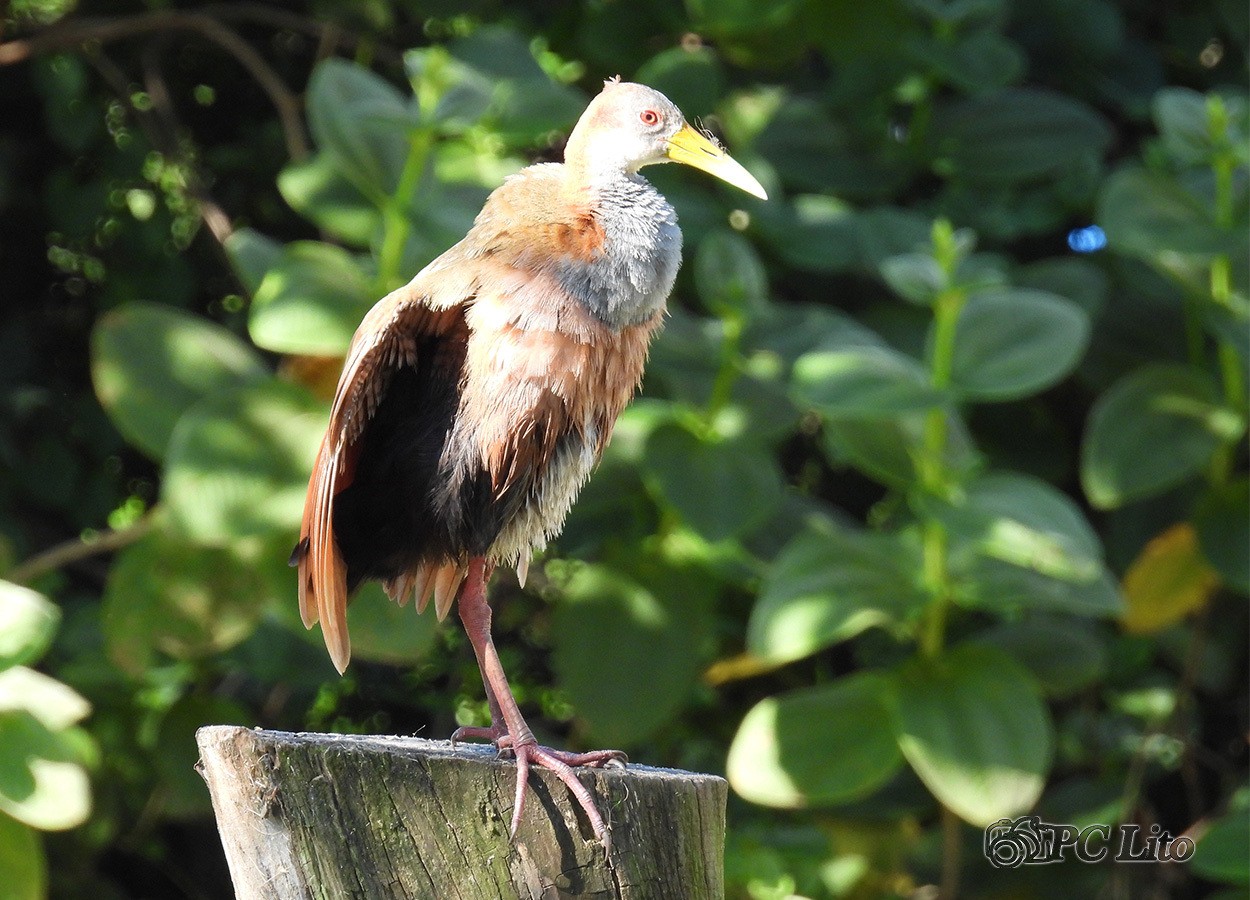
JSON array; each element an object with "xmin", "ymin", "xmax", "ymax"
[
  {"xmin": 938, "ymin": 803, "xmax": 962, "ymax": 899},
  {"xmin": 8, "ymin": 515, "xmax": 155, "ymax": 585},
  {"xmin": 704, "ymin": 313, "xmax": 744, "ymax": 426},
  {"xmin": 375, "ymin": 130, "xmax": 434, "ymax": 294}
]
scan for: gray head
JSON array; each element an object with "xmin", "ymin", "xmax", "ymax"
[{"xmin": 564, "ymin": 79, "xmax": 767, "ymax": 198}]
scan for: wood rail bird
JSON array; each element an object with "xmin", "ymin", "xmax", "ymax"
[{"xmin": 291, "ymin": 78, "xmax": 766, "ymax": 849}]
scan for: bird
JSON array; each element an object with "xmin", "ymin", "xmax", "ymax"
[{"xmin": 290, "ymin": 77, "xmax": 766, "ymax": 850}]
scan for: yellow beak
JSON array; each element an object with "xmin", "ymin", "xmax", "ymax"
[{"xmin": 666, "ymin": 122, "xmax": 768, "ymax": 200}]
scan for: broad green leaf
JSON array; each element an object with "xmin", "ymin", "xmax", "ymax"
[
  {"xmin": 748, "ymin": 519, "xmax": 926, "ymax": 664},
  {"xmin": 687, "ymin": 0, "xmax": 805, "ymax": 36},
  {"xmin": 793, "ymin": 346, "xmax": 943, "ymax": 417},
  {"xmin": 752, "ymin": 98, "xmax": 846, "ymax": 194},
  {"xmin": 248, "ymin": 241, "xmax": 374, "ymax": 356},
  {"xmin": 153, "ymin": 695, "xmax": 250, "ymax": 820},
  {"xmin": 224, "ymin": 228, "xmax": 284, "ymax": 295},
  {"xmin": 1082, "ymin": 366, "xmax": 1242, "ymax": 508},
  {"xmin": 0, "ymin": 711, "xmax": 90, "ymax": 831},
  {"xmin": 634, "ymin": 47, "xmax": 725, "ymax": 120},
  {"xmin": 1121, "ymin": 524, "xmax": 1219, "ymax": 634},
  {"xmin": 906, "ymin": 29, "xmax": 1023, "ymax": 94},
  {"xmin": 92, "ymin": 303, "xmax": 269, "ymax": 459},
  {"xmin": 1195, "ymin": 479, "xmax": 1250, "ymax": 595},
  {"xmin": 931, "ymin": 88, "xmax": 1112, "ymax": 184},
  {"xmin": 277, "ymin": 152, "xmax": 382, "ymax": 247},
  {"xmin": 880, "ymin": 252, "xmax": 946, "ymax": 306},
  {"xmin": 0, "ymin": 667, "xmax": 90, "ymax": 730},
  {"xmin": 888, "ymin": 644, "xmax": 1052, "ymax": 826},
  {"xmin": 644, "ymin": 423, "xmax": 784, "ymax": 542},
  {"xmin": 0, "ymin": 582, "xmax": 59, "ymax": 671},
  {"xmin": 754, "ymin": 194, "xmax": 858, "ymax": 273},
  {"xmin": 947, "ymin": 288, "xmax": 1090, "ymax": 401},
  {"xmin": 0, "ymin": 813, "xmax": 44, "ymax": 900},
  {"xmin": 1015, "ymin": 257, "xmax": 1109, "ymax": 318},
  {"xmin": 163, "ymin": 379, "xmax": 324, "ymax": 544},
  {"xmin": 972, "ymin": 618, "xmax": 1108, "ymax": 697},
  {"xmin": 728, "ymin": 672, "xmax": 902, "ymax": 807},
  {"xmin": 937, "ymin": 471, "xmax": 1104, "ymax": 582},
  {"xmin": 694, "ymin": 229, "xmax": 768, "ymax": 318},
  {"xmin": 101, "ymin": 524, "xmax": 271, "ymax": 674},
  {"xmin": 1152, "ymin": 87, "xmax": 1215, "ymax": 166},
  {"xmin": 306, "ymin": 58, "xmax": 416, "ymax": 199},
  {"xmin": 344, "ymin": 583, "xmax": 439, "ymax": 665},
  {"xmin": 1190, "ymin": 806, "xmax": 1250, "ymax": 886},
  {"xmin": 551, "ymin": 563, "xmax": 709, "ymax": 746},
  {"xmin": 956, "ymin": 557, "xmax": 1122, "ymax": 618},
  {"xmin": 1098, "ymin": 167, "xmax": 1238, "ymax": 260},
  {"xmin": 824, "ymin": 409, "xmax": 979, "ymax": 489}
]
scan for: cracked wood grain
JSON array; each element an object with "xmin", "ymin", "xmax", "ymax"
[{"xmin": 196, "ymin": 726, "xmax": 726, "ymax": 900}]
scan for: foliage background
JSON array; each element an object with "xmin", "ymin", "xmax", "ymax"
[{"xmin": 1, "ymin": 0, "xmax": 1247, "ymax": 897}]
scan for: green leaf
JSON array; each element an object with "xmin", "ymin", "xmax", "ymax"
[
  {"xmin": 1015, "ymin": 257, "xmax": 1109, "ymax": 318},
  {"xmin": 793, "ymin": 346, "xmax": 943, "ymax": 417},
  {"xmin": 959, "ymin": 558, "xmax": 1122, "ymax": 618},
  {"xmin": 101, "ymin": 523, "xmax": 272, "ymax": 674},
  {"xmin": 1082, "ymin": 365, "xmax": 1242, "ymax": 508},
  {"xmin": 931, "ymin": 88, "xmax": 1112, "ymax": 184},
  {"xmin": 1190, "ymin": 806, "xmax": 1250, "ymax": 886},
  {"xmin": 343, "ymin": 583, "xmax": 439, "ymax": 666},
  {"xmin": 888, "ymin": 644, "xmax": 1053, "ymax": 827},
  {"xmin": 1153, "ymin": 87, "xmax": 1215, "ymax": 166},
  {"xmin": 633, "ymin": 47, "xmax": 726, "ymax": 120},
  {"xmin": 906, "ymin": 29, "xmax": 1024, "ymax": 94},
  {"xmin": 551, "ymin": 563, "xmax": 708, "ymax": 746},
  {"xmin": 1098, "ymin": 166, "xmax": 1237, "ymax": 260},
  {"xmin": 224, "ymin": 228, "xmax": 284, "ymax": 295},
  {"xmin": 92, "ymin": 303, "xmax": 269, "ymax": 459},
  {"xmin": 687, "ymin": 0, "xmax": 805, "ymax": 36},
  {"xmin": 163, "ymin": 379, "xmax": 324, "ymax": 544},
  {"xmin": 306, "ymin": 58, "xmax": 416, "ymax": 199},
  {"xmin": 153, "ymin": 695, "xmax": 250, "ymax": 820},
  {"xmin": 0, "ymin": 667, "xmax": 90, "ymax": 730},
  {"xmin": 0, "ymin": 711, "xmax": 91, "ymax": 831},
  {"xmin": 824, "ymin": 410, "xmax": 979, "ymax": 489},
  {"xmin": 277, "ymin": 152, "xmax": 382, "ymax": 247},
  {"xmin": 748, "ymin": 519, "xmax": 927, "ymax": 664},
  {"xmin": 1195, "ymin": 479, "xmax": 1250, "ymax": 595},
  {"xmin": 972, "ymin": 618, "xmax": 1108, "ymax": 697},
  {"xmin": 937, "ymin": 471, "xmax": 1105, "ymax": 583},
  {"xmin": 694, "ymin": 229, "xmax": 768, "ymax": 318},
  {"xmin": 0, "ymin": 582, "xmax": 59, "ymax": 672},
  {"xmin": 947, "ymin": 288, "xmax": 1090, "ymax": 401},
  {"xmin": 643, "ymin": 423, "xmax": 784, "ymax": 542},
  {"xmin": 728, "ymin": 673, "xmax": 903, "ymax": 807},
  {"xmin": 0, "ymin": 813, "xmax": 44, "ymax": 900},
  {"xmin": 880, "ymin": 252, "xmax": 947, "ymax": 306},
  {"xmin": 248, "ymin": 241, "xmax": 374, "ymax": 356}
]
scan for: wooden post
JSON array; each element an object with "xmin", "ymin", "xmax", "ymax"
[{"xmin": 196, "ymin": 726, "xmax": 727, "ymax": 900}]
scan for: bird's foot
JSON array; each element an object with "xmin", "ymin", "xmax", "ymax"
[{"xmin": 449, "ymin": 724, "xmax": 626, "ymax": 852}]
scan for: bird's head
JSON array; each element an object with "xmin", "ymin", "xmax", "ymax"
[{"xmin": 565, "ymin": 79, "xmax": 767, "ymax": 200}]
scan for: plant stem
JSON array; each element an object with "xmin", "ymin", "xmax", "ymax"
[
  {"xmin": 1207, "ymin": 152, "xmax": 1246, "ymax": 483},
  {"xmin": 939, "ymin": 804, "xmax": 962, "ymax": 899},
  {"xmin": 704, "ymin": 312, "xmax": 744, "ymax": 426},
  {"xmin": 375, "ymin": 129, "xmax": 434, "ymax": 294},
  {"xmin": 8, "ymin": 515, "xmax": 155, "ymax": 585}
]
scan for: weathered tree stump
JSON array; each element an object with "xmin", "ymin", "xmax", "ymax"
[{"xmin": 196, "ymin": 726, "xmax": 727, "ymax": 900}]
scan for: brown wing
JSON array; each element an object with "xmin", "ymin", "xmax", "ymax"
[{"xmin": 292, "ymin": 279, "xmax": 467, "ymax": 673}]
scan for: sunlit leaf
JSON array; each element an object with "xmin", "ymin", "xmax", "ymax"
[
  {"xmin": 793, "ymin": 345, "xmax": 942, "ymax": 417},
  {"xmin": 92, "ymin": 303, "xmax": 269, "ymax": 459},
  {"xmin": 0, "ymin": 711, "xmax": 90, "ymax": 831},
  {"xmin": 277, "ymin": 152, "xmax": 382, "ymax": 247},
  {"xmin": 888, "ymin": 644, "xmax": 1052, "ymax": 827},
  {"xmin": 0, "ymin": 667, "xmax": 90, "ymax": 730},
  {"xmin": 728, "ymin": 672, "xmax": 902, "ymax": 807},
  {"xmin": 224, "ymin": 228, "xmax": 284, "ymax": 295},
  {"xmin": 748, "ymin": 518, "xmax": 926, "ymax": 664},
  {"xmin": 1121, "ymin": 524, "xmax": 1219, "ymax": 634},
  {"xmin": 551, "ymin": 563, "xmax": 710, "ymax": 746},
  {"xmin": 248, "ymin": 241, "xmax": 374, "ymax": 356},
  {"xmin": 163, "ymin": 378, "xmax": 324, "ymax": 545},
  {"xmin": 0, "ymin": 582, "xmax": 59, "ymax": 672},
  {"xmin": 1081, "ymin": 365, "xmax": 1242, "ymax": 508},
  {"xmin": 972, "ymin": 618, "xmax": 1108, "ymax": 697}
]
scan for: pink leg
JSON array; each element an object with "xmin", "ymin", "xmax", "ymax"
[{"xmin": 453, "ymin": 557, "xmax": 625, "ymax": 851}]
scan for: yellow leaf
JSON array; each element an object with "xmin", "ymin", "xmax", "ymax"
[{"xmin": 1121, "ymin": 523, "xmax": 1218, "ymax": 634}]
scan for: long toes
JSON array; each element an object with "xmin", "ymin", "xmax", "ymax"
[
  {"xmin": 521, "ymin": 745, "xmax": 611, "ymax": 852},
  {"xmin": 449, "ymin": 725, "xmax": 502, "ymax": 747}
]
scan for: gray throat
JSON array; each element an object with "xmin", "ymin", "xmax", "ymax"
[{"xmin": 559, "ymin": 174, "xmax": 683, "ymax": 330}]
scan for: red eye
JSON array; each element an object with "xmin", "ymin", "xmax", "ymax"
[{"xmin": 640, "ymin": 109, "xmax": 660, "ymax": 126}]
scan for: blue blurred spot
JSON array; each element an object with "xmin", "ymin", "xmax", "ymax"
[{"xmin": 1067, "ymin": 225, "xmax": 1107, "ymax": 253}]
